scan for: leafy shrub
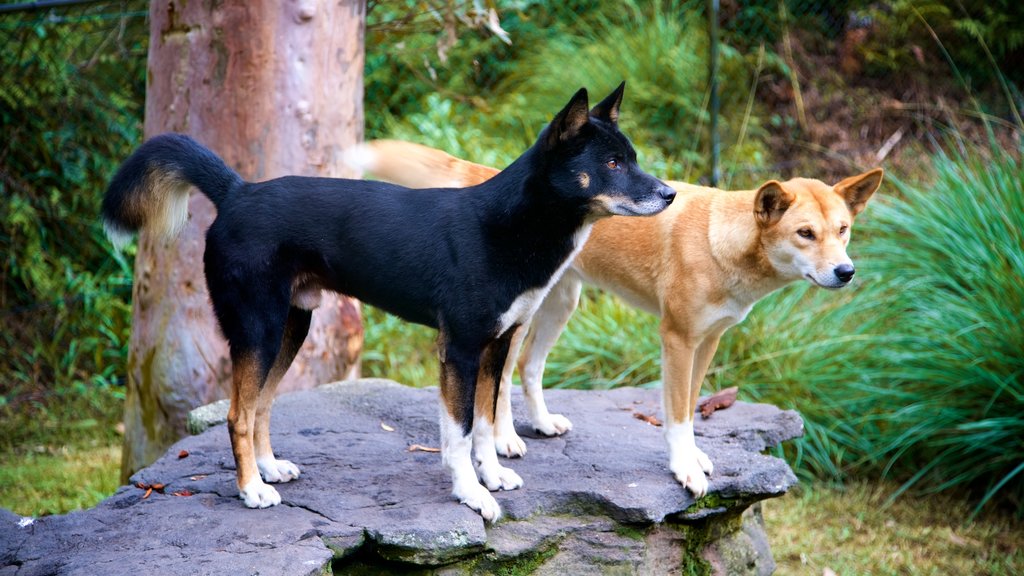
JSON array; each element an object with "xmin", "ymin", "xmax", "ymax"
[
  {"xmin": 0, "ymin": 3, "xmax": 147, "ymax": 450},
  {"xmin": 861, "ymin": 0, "xmax": 1024, "ymax": 88}
]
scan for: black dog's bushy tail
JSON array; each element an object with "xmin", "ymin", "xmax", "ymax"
[{"xmin": 102, "ymin": 133, "xmax": 243, "ymax": 249}]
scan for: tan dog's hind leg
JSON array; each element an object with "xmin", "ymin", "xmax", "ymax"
[
  {"xmin": 517, "ymin": 273, "xmax": 583, "ymax": 437},
  {"xmin": 254, "ymin": 307, "xmax": 312, "ymax": 485},
  {"xmin": 474, "ymin": 327, "xmax": 526, "ymax": 490},
  {"xmin": 230, "ymin": 354, "xmax": 281, "ymax": 508}
]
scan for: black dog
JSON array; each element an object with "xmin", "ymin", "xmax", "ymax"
[{"xmin": 102, "ymin": 83, "xmax": 675, "ymax": 520}]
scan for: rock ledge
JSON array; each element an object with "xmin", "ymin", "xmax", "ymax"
[{"xmin": 1, "ymin": 379, "xmax": 803, "ymax": 575}]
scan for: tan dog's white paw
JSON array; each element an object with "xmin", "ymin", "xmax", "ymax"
[
  {"xmin": 454, "ymin": 481, "xmax": 502, "ymax": 522},
  {"xmin": 477, "ymin": 462, "xmax": 524, "ymax": 492},
  {"xmin": 672, "ymin": 460, "xmax": 710, "ymax": 498},
  {"xmin": 240, "ymin": 479, "xmax": 282, "ymax": 508},
  {"xmin": 533, "ymin": 413, "xmax": 573, "ymax": 437},
  {"xmin": 494, "ymin": 430, "xmax": 528, "ymax": 458},
  {"xmin": 695, "ymin": 447, "xmax": 714, "ymax": 476},
  {"xmin": 257, "ymin": 457, "xmax": 301, "ymax": 483}
]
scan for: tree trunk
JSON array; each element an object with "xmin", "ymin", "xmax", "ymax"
[{"xmin": 122, "ymin": 0, "xmax": 366, "ymax": 479}]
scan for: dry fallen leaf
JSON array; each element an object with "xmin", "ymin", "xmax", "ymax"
[
  {"xmin": 407, "ymin": 444, "xmax": 441, "ymax": 453},
  {"xmin": 172, "ymin": 490, "xmax": 193, "ymax": 497},
  {"xmin": 698, "ymin": 386, "xmax": 738, "ymax": 419},
  {"xmin": 633, "ymin": 412, "xmax": 662, "ymax": 427},
  {"xmin": 135, "ymin": 481, "xmax": 166, "ymax": 499},
  {"xmin": 178, "ymin": 450, "xmax": 189, "ymax": 459},
  {"xmin": 380, "ymin": 422, "xmax": 395, "ymax": 432}
]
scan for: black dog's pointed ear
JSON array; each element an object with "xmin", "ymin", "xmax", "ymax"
[
  {"xmin": 546, "ymin": 87, "xmax": 590, "ymax": 149},
  {"xmin": 590, "ymin": 81, "xmax": 625, "ymax": 124}
]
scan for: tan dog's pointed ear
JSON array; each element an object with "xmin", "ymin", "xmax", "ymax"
[
  {"xmin": 754, "ymin": 181, "xmax": 794, "ymax": 227},
  {"xmin": 835, "ymin": 168, "xmax": 883, "ymax": 216}
]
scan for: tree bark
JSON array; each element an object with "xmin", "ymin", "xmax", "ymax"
[{"xmin": 122, "ymin": 0, "xmax": 366, "ymax": 479}]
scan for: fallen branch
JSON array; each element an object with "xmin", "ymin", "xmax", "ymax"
[{"xmin": 698, "ymin": 387, "xmax": 738, "ymax": 419}]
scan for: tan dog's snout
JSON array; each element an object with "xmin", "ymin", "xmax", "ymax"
[{"xmin": 834, "ymin": 263, "xmax": 855, "ymax": 283}]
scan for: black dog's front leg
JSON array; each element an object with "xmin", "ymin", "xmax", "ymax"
[
  {"xmin": 438, "ymin": 335, "xmax": 502, "ymax": 521},
  {"xmin": 471, "ymin": 327, "xmax": 526, "ymax": 492}
]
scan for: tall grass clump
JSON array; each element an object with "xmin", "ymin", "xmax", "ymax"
[{"xmin": 859, "ymin": 146, "xmax": 1024, "ymax": 514}]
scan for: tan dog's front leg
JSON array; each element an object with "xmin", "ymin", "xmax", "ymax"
[
  {"xmin": 493, "ymin": 326, "xmax": 528, "ymax": 457},
  {"xmin": 517, "ymin": 273, "xmax": 582, "ymax": 437},
  {"xmin": 660, "ymin": 321, "xmax": 722, "ymax": 498}
]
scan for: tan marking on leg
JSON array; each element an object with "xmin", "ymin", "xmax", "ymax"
[
  {"xmin": 229, "ymin": 353, "xmax": 263, "ymax": 492},
  {"xmin": 254, "ymin": 309, "xmax": 310, "ymax": 464},
  {"xmin": 437, "ymin": 335, "xmax": 502, "ymax": 520}
]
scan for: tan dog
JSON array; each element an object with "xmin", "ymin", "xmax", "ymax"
[{"xmin": 348, "ymin": 140, "xmax": 882, "ymax": 498}]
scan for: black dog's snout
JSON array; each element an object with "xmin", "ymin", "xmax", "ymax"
[
  {"xmin": 659, "ymin": 184, "xmax": 676, "ymax": 205},
  {"xmin": 834, "ymin": 263, "xmax": 855, "ymax": 283}
]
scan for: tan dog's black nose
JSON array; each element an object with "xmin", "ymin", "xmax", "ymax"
[{"xmin": 834, "ymin": 264, "xmax": 855, "ymax": 283}]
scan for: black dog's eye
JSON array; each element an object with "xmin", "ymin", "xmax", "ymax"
[
  {"xmin": 606, "ymin": 159, "xmax": 620, "ymax": 170},
  {"xmin": 797, "ymin": 228, "xmax": 815, "ymax": 240}
]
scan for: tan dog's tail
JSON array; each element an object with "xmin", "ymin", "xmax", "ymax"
[{"xmin": 344, "ymin": 139, "xmax": 499, "ymax": 189}]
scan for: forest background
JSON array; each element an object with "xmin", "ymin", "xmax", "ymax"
[{"xmin": 1, "ymin": 1, "xmax": 1022, "ymax": 573}]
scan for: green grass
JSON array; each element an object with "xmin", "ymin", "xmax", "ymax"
[
  {"xmin": 0, "ymin": 443, "xmax": 121, "ymax": 517},
  {"xmin": 766, "ymin": 480, "xmax": 1024, "ymax": 575}
]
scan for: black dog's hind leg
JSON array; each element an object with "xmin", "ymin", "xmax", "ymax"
[
  {"xmin": 472, "ymin": 326, "xmax": 525, "ymax": 492},
  {"xmin": 209, "ymin": 265, "xmax": 292, "ymax": 508},
  {"xmin": 254, "ymin": 306, "xmax": 313, "ymax": 484},
  {"xmin": 438, "ymin": 334, "xmax": 503, "ymax": 521}
]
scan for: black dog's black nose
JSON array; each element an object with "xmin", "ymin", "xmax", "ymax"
[
  {"xmin": 834, "ymin": 264, "xmax": 855, "ymax": 283},
  {"xmin": 659, "ymin": 184, "xmax": 676, "ymax": 205}
]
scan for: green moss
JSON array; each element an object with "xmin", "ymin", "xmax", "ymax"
[
  {"xmin": 613, "ymin": 523, "xmax": 649, "ymax": 541},
  {"xmin": 487, "ymin": 543, "xmax": 559, "ymax": 576}
]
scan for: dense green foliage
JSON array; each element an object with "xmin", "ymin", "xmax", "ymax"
[
  {"xmin": 862, "ymin": 0, "xmax": 1024, "ymax": 87},
  {"xmin": 0, "ymin": 3, "xmax": 147, "ymax": 453},
  {"xmin": 366, "ymin": 0, "xmax": 771, "ymax": 179}
]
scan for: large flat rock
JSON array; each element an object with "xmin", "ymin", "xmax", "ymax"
[{"xmin": 1, "ymin": 379, "xmax": 802, "ymax": 575}]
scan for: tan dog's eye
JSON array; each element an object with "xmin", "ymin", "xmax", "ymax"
[
  {"xmin": 839, "ymin": 225, "xmax": 849, "ymax": 235},
  {"xmin": 797, "ymin": 228, "xmax": 815, "ymax": 240},
  {"xmin": 606, "ymin": 159, "xmax": 619, "ymax": 170}
]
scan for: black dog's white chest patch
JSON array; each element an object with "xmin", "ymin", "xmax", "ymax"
[{"xmin": 495, "ymin": 223, "xmax": 594, "ymax": 335}]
